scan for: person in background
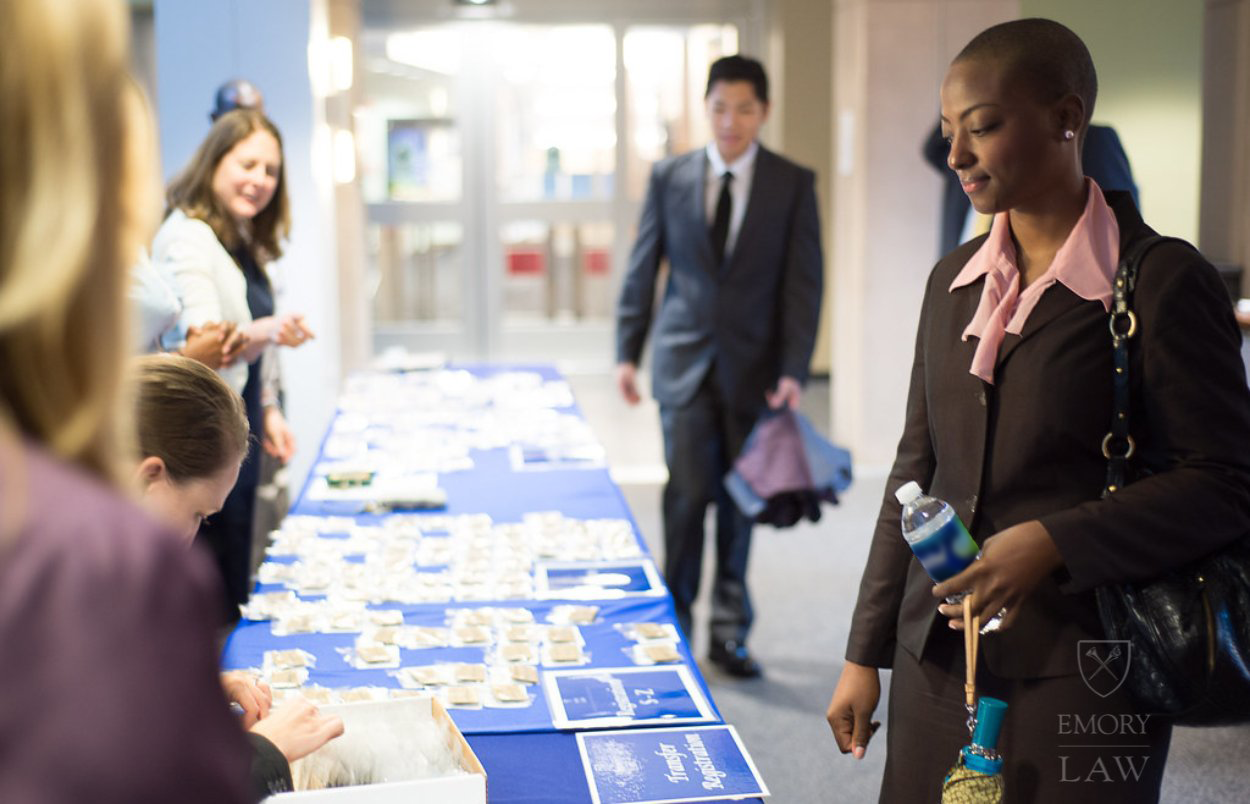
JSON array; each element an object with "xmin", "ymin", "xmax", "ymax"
[
  {"xmin": 0, "ymin": 0, "xmax": 253, "ymax": 800},
  {"xmin": 615, "ymin": 55, "xmax": 824, "ymax": 678},
  {"xmin": 124, "ymin": 78, "xmax": 249, "ymax": 364},
  {"xmin": 154, "ymin": 108, "xmax": 315, "ymax": 618},
  {"xmin": 203, "ymin": 76, "xmax": 296, "ymax": 588},
  {"xmin": 924, "ymin": 119, "xmax": 1138, "ymax": 258},
  {"xmin": 827, "ymin": 19, "xmax": 1250, "ymax": 802},
  {"xmin": 212, "ymin": 78, "xmax": 265, "ymax": 122},
  {"xmin": 130, "ymin": 354, "xmax": 344, "ymax": 798}
]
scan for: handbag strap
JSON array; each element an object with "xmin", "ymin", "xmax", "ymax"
[
  {"xmin": 1103, "ymin": 234, "xmax": 1184, "ymax": 497},
  {"xmin": 964, "ymin": 595, "xmax": 980, "ymax": 734}
]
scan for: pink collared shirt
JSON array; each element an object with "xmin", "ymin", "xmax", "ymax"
[{"xmin": 949, "ymin": 179, "xmax": 1120, "ymax": 384}]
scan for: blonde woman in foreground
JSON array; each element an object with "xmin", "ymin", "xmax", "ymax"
[{"xmin": 0, "ymin": 1, "xmax": 251, "ymax": 800}]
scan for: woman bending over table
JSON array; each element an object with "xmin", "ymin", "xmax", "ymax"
[{"xmin": 131, "ymin": 353, "xmax": 344, "ymax": 798}]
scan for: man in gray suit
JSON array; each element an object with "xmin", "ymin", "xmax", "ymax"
[{"xmin": 615, "ymin": 55, "xmax": 823, "ymax": 677}]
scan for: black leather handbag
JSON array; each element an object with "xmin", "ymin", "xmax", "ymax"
[{"xmin": 1093, "ymin": 235, "xmax": 1250, "ymax": 726}]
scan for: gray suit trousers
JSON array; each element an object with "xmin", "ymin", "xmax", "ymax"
[{"xmin": 659, "ymin": 373, "xmax": 759, "ymax": 646}]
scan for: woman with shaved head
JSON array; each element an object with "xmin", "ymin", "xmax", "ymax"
[{"xmin": 826, "ymin": 18, "xmax": 1250, "ymax": 802}]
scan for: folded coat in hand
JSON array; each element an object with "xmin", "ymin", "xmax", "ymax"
[{"xmin": 723, "ymin": 409, "xmax": 853, "ymax": 527}]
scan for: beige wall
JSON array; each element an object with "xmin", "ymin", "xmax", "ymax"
[
  {"xmin": 328, "ymin": 0, "xmax": 371, "ymax": 376},
  {"xmin": 829, "ymin": 0, "xmax": 1017, "ymax": 466},
  {"xmin": 1021, "ymin": 0, "xmax": 1205, "ymax": 243},
  {"xmin": 770, "ymin": 0, "xmax": 835, "ymax": 375},
  {"xmin": 1199, "ymin": 0, "xmax": 1250, "ymax": 285}
]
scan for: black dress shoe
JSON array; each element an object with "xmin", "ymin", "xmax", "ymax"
[{"xmin": 709, "ymin": 641, "xmax": 762, "ymax": 678}]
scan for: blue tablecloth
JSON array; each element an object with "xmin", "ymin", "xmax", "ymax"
[
  {"xmin": 223, "ymin": 364, "xmax": 763, "ymax": 802},
  {"xmin": 223, "ymin": 596, "xmax": 716, "ymax": 735}
]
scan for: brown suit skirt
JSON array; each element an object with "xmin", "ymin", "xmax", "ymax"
[{"xmin": 879, "ymin": 626, "xmax": 1172, "ymax": 803}]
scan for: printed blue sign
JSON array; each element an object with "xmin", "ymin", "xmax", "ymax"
[
  {"xmin": 536, "ymin": 560, "xmax": 665, "ymax": 599},
  {"xmin": 545, "ymin": 667, "xmax": 716, "ymax": 730},
  {"xmin": 577, "ymin": 725, "xmax": 768, "ymax": 804},
  {"xmin": 545, "ymin": 565, "xmax": 654, "ymax": 593}
]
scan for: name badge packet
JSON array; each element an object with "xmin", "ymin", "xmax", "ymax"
[
  {"xmin": 508, "ymin": 664, "xmax": 540, "ymax": 685},
  {"xmin": 495, "ymin": 641, "xmax": 536, "ymax": 663},
  {"xmin": 342, "ymin": 643, "xmax": 401, "ymax": 669},
  {"xmin": 397, "ymin": 665, "xmax": 451, "ymax": 688},
  {"xmin": 542, "ymin": 642, "xmax": 588, "ymax": 666},
  {"xmin": 629, "ymin": 642, "xmax": 682, "ymax": 665},
  {"xmin": 543, "ymin": 625, "xmax": 584, "ymax": 647},
  {"xmin": 486, "ymin": 683, "xmax": 532, "ymax": 708},
  {"xmin": 619, "ymin": 622, "xmax": 680, "ymax": 643},
  {"xmin": 397, "ymin": 626, "xmax": 451, "ymax": 649},
  {"xmin": 367, "ymin": 609, "xmax": 406, "ymax": 627},
  {"xmin": 547, "ymin": 605, "xmax": 599, "ymax": 626},
  {"xmin": 267, "ymin": 667, "xmax": 310, "ymax": 689},
  {"xmin": 265, "ymin": 648, "xmax": 316, "ymax": 670},
  {"xmin": 452, "ymin": 625, "xmax": 492, "ymax": 646},
  {"xmin": 443, "ymin": 685, "xmax": 483, "ymax": 708}
]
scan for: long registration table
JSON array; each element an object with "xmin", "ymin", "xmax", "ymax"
[{"xmin": 222, "ymin": 365, "xmax": 766, "ymax": 802}]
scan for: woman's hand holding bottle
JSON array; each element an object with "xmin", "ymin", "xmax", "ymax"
[{"xmin": 933, "ymin": 519, "xmax": 1064, "ymax": 631}]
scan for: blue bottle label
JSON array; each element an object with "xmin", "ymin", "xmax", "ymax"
[{"xmin": 909, "ymin": 514, "xmax": 979, "ymax": 582}]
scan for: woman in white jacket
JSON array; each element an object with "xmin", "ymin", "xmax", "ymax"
[{"xmin": 153, "ymin": 108, "xmax": 314, "ymax": 616}]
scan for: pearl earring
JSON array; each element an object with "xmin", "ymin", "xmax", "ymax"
[{"xmin": 1063, "ymin": 130, "xmax": 1075, "ymax": 141}]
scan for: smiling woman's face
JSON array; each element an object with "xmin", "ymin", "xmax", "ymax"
[
  {"xmin": 211, "ymin": 128, "xmax": 281, "ymax": 225},
  {"xmin": 939, "ymin": 57, "xmax": 1066, "ymax": 216}
]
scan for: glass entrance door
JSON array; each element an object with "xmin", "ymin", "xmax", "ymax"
[{"xmin": 358, "ymin": 11, "xmax": 746, "ymax": 365}]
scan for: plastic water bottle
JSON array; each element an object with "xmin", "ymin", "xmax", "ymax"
[
  {"xmin": 896, "ymin": 481, "xmax": 979, "ymax": 583},
  {"xmin": 896, "ymin": 481, "xmax": 1003, "ymax": 633}
]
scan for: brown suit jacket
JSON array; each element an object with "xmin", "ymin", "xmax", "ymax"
[{"xmin": 846, "ymin": 191, "xmax": 1250, "ymax": 678}]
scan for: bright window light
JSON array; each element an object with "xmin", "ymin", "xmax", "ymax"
[
  {"xmin": 331, "ymin": 36, "xmax": 353, "ymax": 93},
  {"xmin": 334, "ymin": 128, "xmax": 356, "ymax": 184}
]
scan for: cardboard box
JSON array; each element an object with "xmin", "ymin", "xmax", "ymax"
[{"xmin": 265, "ymin": 697, "xmax": 486, "ymax": 803}]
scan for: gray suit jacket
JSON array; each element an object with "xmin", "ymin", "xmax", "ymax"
[{"xmin": 616, "ymin": 146, "xmax": 823, "ymax": 413}]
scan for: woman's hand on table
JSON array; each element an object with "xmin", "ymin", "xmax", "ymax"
[
  {"xmin": 221, "ymin": 670, "xmax": 271, "ymax": 729},
  {"xmin": 933, "ymin": 519, "xmax": 1064, "ymax": 631},
  {"xmin": 263, "ymin": 405, "xmax": 296, "ymax": 465},
  {"xmin": 827, "ymin": 661, "xmax": 881, "ymax": 760},
  {"xmin": 250, "ymin": 698, "xmax": 345, "ymax": 763}
]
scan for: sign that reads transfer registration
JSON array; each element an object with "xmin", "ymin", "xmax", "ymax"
[{"xmin": 576, "ymin": 725, "xmax": 769, "ymax": 804}]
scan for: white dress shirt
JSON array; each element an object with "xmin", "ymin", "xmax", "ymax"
[{"xmin": 705, "ymin": 141, "xmax": 758, "ymax": 260}]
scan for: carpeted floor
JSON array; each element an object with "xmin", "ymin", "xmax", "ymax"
[{"xmin": 570, "ymin": 370, "xmax": 1250, "ymax": 804}]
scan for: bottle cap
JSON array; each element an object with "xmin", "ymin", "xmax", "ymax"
[{"xmin": 894, "ymin": 481, "xmax": 923, "ymax": 505}]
